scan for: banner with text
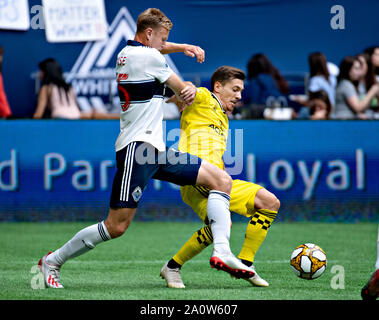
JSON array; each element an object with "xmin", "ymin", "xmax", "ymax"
[
  {"xmin": 1, "ymin": 120, "xmax": 378, "ymax": 222},
  {"xmin": 42, "ymin": 0, "xmax": 108, "ymax": 42},
  {"xmin": 0, "ymin": 0, "xmax": 29, "ymax": 30}
]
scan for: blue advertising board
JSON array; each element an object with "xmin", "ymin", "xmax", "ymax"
[{"xmin": 1, "ymin": 120, "xmax": 378, "ymax": 222}]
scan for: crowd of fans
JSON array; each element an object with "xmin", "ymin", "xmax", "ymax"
[
  {"xmin": 0, "ymin": 44, "xmax": 378, "ymax": 120},
  {"xmin": 238, "ymin": 47, "xmax": 379, "ymax": 120}
]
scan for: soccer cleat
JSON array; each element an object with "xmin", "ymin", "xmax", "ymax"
[
  {"xmin": 160, "ymin": 262, "xmax": 185, "ymax": 289},
  {"xmin": 244, "ymin": 265, "xmax": 269, "ymax": 287},
  {"xmin": 38, "ymin": 251, "xmax": 64, "ymax": 289},
  {"xmin": 361, "ymin": 269, "xmax": 379, "ymax": 300},
  {"xmin": 210, "ymin": 250, "xmax": 255, "ymax": 279}
]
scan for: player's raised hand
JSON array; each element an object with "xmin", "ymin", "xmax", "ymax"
[
  {"xmin": 183, "ymin": 44, "xmax": 205, "ymax": 63},
  {"xmin": 161, "ymin": 42, "xmax": 205, "ymax": 63}
]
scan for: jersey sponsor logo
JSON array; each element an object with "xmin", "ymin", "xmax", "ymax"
[
  {"xmin": 208, "ymin": 124, "xmax": 226, "ymax": 143},
  {"xmin": 65, "ymin": 7, "xmax": 180, "ymax": 114}
]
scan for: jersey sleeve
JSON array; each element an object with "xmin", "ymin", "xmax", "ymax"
[
  {"xmin": 192, "ymin": 87, "xmax": 210, "ymax": 105},
  {"xmin": 145, "ymin": 49, "xmax": 173, "ymax": 83}
]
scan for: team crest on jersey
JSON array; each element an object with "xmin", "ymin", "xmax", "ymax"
[{"xmin": 132, "ymin": 186, "xmax": 143, "ymax": 202}]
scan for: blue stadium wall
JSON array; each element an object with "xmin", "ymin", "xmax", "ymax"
[
  {"xmin": 1, "ymin": 120, "xmax": 378, "ymax": 222},
  {"xmin": 1, "ymin": 0, "xmax": 379, "ymax": 117}
]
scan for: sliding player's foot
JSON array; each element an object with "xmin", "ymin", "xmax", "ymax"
[
  {"xmin": 38, "ymin": 251, "xmax": 64, "ymax": 289},
  {"xmin": 210, "ymin": 250, "xmax": 255, "ymax": 279}
]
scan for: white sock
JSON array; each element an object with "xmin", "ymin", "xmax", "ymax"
[
  {"xmin": 207, "ymin": 190, "xmax": 231, "ymax": 255},
  {"xmin": 46, "ymin": 221, "xmax": 111, "ymax": 266},
  {"xmin": 375, "ymin": 225, "xmax": 379, "ymax": 271}
]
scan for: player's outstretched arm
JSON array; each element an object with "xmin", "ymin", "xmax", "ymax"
[
  {"xmin": 165, "ymin": 73, "xmax": 197, "ymax": 107},
  {"xmin": 161, "ymin": 42, "xmax": 205, "ymax": 63}
]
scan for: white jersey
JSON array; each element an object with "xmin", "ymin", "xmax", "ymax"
[{"xmin": 115, "ymin": 40, "xmax": 173, "ymax": 152}]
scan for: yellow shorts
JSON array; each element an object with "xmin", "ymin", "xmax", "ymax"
[{"xmin": 180, "ymin": 179, "xmax": 263, "ymax": 223}]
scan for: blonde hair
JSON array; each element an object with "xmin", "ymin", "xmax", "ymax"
[{"xmin": 136, "ymin": 8, "xmax": 172, "ymax": 33}]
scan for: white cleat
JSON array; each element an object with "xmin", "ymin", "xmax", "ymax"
[
  {"xmin": 160, "ymin": 262, "xmax": 185, "ymax": 289},
  {"xmin": 38, "ymin": 251, "xmax": 64, "ymax": 289},
  {"xmin": 244, "ymin": 266, "xmax": 269, "ymax": 287},
  {"xmin": 210, "ymin": 250, "xmax": 255, "ymax": 279}
]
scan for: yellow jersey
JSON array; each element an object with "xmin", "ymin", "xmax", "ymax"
[{"xmin": 179, "ymin": 87, "xmax": 228, "ymax": 170}]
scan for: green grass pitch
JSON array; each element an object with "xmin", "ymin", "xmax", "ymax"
[{"xmin": 0, "ymin": 221, "xmax": 377, "ymax": 300}]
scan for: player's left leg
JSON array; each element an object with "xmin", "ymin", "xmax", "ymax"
[
  {"xmin": 237, "ymin": 188, "xmax": 280, "ymax": 266},
  {"xmin": 38, "ymin": 207, "xmax": 135, "ymax": 289},
  {"xmin": 235, "ymin": 187, "xmax": 279, "ymax": 287},
  {"xmin": 38, "ymin": 141, "xmax": 150, "ymax": 289},
  {"xmin": 43, "ymin": 207, "xmax": 134, "ymax": 266}
]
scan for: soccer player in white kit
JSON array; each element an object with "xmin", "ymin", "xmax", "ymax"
[{"xmin": 38, "ymin": 8, "xmax": 255, "ymax": 288}]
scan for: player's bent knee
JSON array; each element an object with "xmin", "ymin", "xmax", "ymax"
[
  {"xmin": 255, "ymin": 188, "xmax": 280, "ymax": 212},
  {"xmin": 273, "ymin": 197, "xmax": 280, "ymax": 212},
  {"xmin": 266, "ymin": 195, "xmax": 280, "ymax": 212}
]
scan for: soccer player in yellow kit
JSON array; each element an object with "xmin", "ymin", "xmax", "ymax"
[{"xmin": 160, "ymin": 66, "xmax": 280, "ymax": 288}]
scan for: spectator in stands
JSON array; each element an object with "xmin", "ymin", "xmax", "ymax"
[
  {"xmin": 33, "ymin": 58, "xmax": 119, "ymax": 120},
  {"xmin": 297, "ymin": 90, "xmax": 332, "ymax": 120},
  {"xmin": 0, "ymin": 45, "xmax": 12, "ymax": 119},
  {"xmin": 33, "ymin": 58, "xmax": 89, "ymax": 119},
  {"xmin": 331, "ymin": 56, "xmax": 379, "ymax": 119},
  {"xmin": 291, "ymin": 52, "xmax": 338, "ymax": 115},
  {"xmin": 307, "ymin": 52, "xmax": 337, "ymax": 106},
  {"xmin": 242, "ymin": 53, "xmax": 290, "ymax": 119},
  {"xmin": 357, "ymin": 52, "xmax": 379, "ymax": 119},
  {"xmin": 309, "ymin": 91, "xmax": 332, "ymax": 120},
  {"xmin": 365, "ymin": 46, "xmax": 379, "ymax": 82},
  {"xmin": 357, "ymin": 53, "xmax": 370, "ymax": 96}
]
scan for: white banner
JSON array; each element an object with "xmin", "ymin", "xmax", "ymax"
[
  {"xmin": 42, "ymin": 0, "xmax": 108, "ymax": 43},
  {"xmin": 0, "ymin": 0, "xmax": 30, "ymax": 31}
]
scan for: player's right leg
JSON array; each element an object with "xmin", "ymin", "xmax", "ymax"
[
  {"xmin": 195, "ymin": 160, "xmax": 232, "ymax": 254},
  {"xmin": 195, "ymin": 160, "xmax": 255, "ymax": 278},
  {"xmin": 236, "ymin": 184, "xmax": 280, "ymax": 287}
]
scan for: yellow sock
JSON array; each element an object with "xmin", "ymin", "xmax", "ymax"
[
  {"xmin": 237, "ymin": 209, "xmax": 277, "ymax": 263},
  {"xmin": 173, "ymin": 225, "xmax": 213, "ymax": 266}
]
